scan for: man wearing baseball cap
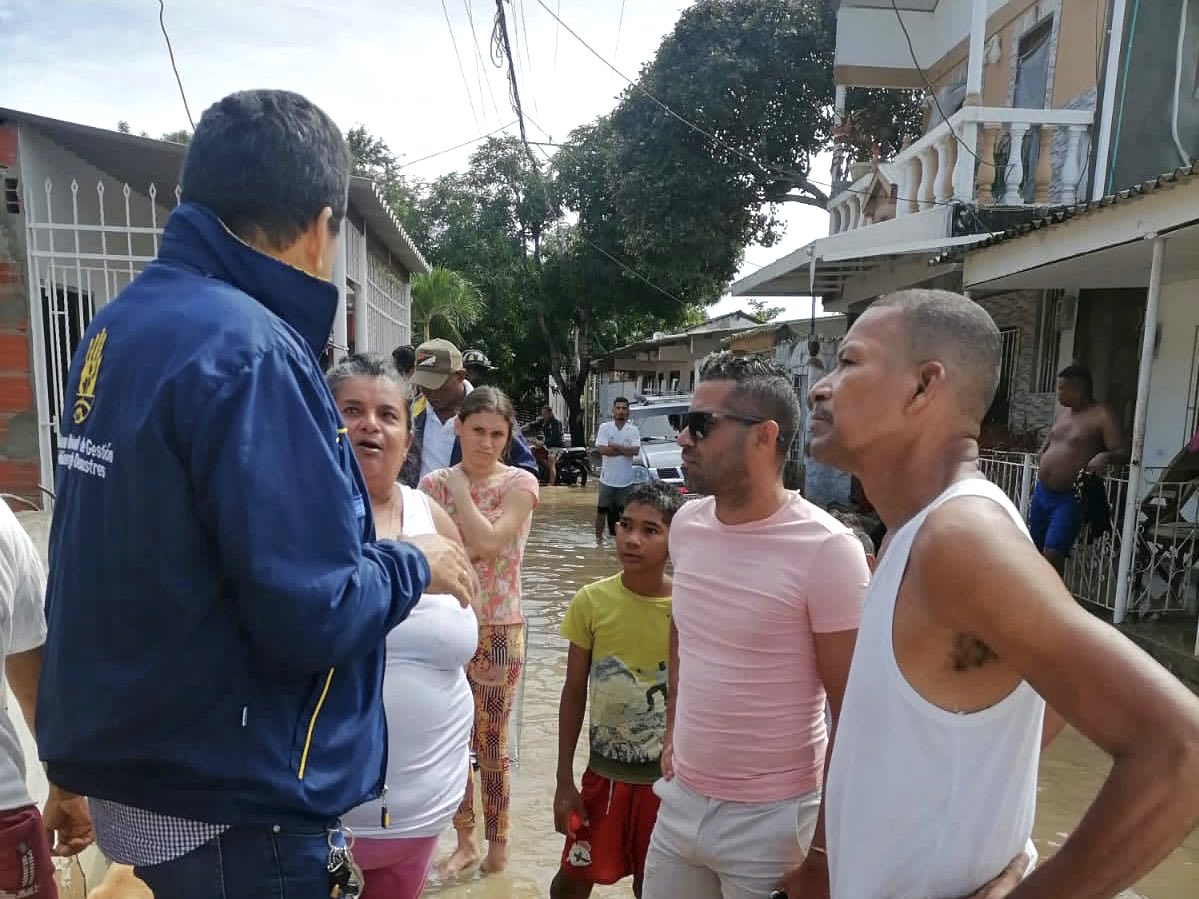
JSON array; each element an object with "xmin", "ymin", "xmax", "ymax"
[{"xmin": 400, "ymin": 338, "xmax": 540, "ymax": 486}]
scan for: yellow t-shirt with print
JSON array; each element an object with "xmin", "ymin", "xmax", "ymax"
[{"xmin": 561, "ymin": 573, "xmax": 671, "ymax": 785}]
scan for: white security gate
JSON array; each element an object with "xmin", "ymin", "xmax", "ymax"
[
  {"xmin": 363, "ymin": 247, "xmax": 411, "ymax": 354},
  {"xmin": 23, "ymin": 178, "xmax": 178, "ymax": 495}
]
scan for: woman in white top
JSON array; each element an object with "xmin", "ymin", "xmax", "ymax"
[{"xmin": 328, "ymin": 354, "xmax": 478, "ymax": 899}]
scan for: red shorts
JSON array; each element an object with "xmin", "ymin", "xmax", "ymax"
[
  {"xmin": 0, "ymin": 805, "xmax": 56, "ymax": 899},
  {"xmin": 559, "ymin": 769, "xmax": 660, "ymax": 886}
]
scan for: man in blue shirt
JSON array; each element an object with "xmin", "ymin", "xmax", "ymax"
[{"xmin": 37, "ymin": 90, "xmax": 476, "ymax": 899}]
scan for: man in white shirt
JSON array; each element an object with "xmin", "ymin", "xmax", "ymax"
[
  {"xmin": 594, "ymin": 397, "xmax": 641, "ymax": 545},
  {"xmin": 0, "ymin": 502, "xmax": 93, "ymax": 897},
  {"xmin": 401, "ymin": 339, "xmax": 540, "ymax": 486}
]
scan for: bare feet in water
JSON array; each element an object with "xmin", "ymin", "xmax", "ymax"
[
  {"xmin": 437, "ymin": 830, "xmax": 481, "ymax": 879},
  {"xmin": 480, "ymin": 840, "xmax": 509, "ymax": 874}
]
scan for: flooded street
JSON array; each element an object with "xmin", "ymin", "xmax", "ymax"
[{"xmin": 426, "ymin": 487, "xmax": 1198, "ymax": 899}]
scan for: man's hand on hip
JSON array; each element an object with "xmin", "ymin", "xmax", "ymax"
[
  {"xmin": 959, "ymin": 852, "xmax": 1030, "ymax": 899},
  {"xmin": 43, "ymin": 784, "xmax": 94, "ymax": 857},
  {"xmin": 404, "ymin": 534, "xmax": 478, "ymax": 608},
  {"xmin": 773, "ymin": 850, "xmax": 829, "ymax": 899}
]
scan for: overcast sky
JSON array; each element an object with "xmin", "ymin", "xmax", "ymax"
[{"xmin": 0, "ymin": 0, "xmax": 827, "ymax": 320}]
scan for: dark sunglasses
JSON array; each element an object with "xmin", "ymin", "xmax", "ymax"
[{"xmin": 682, "ymin": 410, "xmax": 768, "ymax": 440}]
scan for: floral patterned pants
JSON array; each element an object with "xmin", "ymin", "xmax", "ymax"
[{"xmin": 454, "ymin": 623, "xmax": 526, "ymax": 843}]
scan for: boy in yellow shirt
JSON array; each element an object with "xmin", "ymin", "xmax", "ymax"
[{"xmin": 551, "ymin": 482, "xmax": 684, "ymax": 899}]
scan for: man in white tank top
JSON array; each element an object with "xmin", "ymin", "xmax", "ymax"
[{"xmin": 785, "ymin": 289, "xmax": 1199, "ymax": 899}]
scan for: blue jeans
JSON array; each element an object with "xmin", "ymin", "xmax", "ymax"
[{"xmin": 134, "ymin": 826, "xmax": 334, "ymax": 899}]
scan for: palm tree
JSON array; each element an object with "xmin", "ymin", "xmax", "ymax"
[{"xmin": 411, "ymin": 268, "xmax": 484, "ymax": 344}]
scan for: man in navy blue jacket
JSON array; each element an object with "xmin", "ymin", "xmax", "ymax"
[{"xmin": 36, "ymin": 90, "xmax": 477, "ymax": 899}]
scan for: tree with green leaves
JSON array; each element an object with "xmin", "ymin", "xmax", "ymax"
[
  {"xmin": 346, "ymin": 0, "xmax": 922, "ymax": 439},
  {"xmin": 411, "ymin": 267, "xmax": 484, "ymax": 344}
]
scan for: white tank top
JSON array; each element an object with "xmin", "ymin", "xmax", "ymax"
[
  {"xmin": 826, "ymin": 478, "xmax": 1044, "ymax": 899},
  {"xmin": 342, "ymin": 486, "xmax": 479, "ymax": 839}
]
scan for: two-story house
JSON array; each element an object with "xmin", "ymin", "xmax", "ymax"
[{"xmin": 735, "ymin": 2, "xmax": 1199, "ymax": 660}]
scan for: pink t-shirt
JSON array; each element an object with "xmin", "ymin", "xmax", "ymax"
[
  {"xmin": 420, "ymin": 466, "xmax": 539, "ymax": 626},
  {"xmin": 669, "ymin": 493, "xmax": 869, "ymax": 803}
]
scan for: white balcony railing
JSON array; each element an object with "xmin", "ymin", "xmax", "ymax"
[
  {"xmin": 979, "ymin": 451, "xmax": 1199, "ymax": 656},
  {"xmin": 828, "ymin": 106, "xmax": 1095, "ymax": 235}
]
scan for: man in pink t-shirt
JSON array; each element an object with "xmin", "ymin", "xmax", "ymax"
[{"xmin": 642, "ymin": 353, "xmax": 870, "ymax": 899}]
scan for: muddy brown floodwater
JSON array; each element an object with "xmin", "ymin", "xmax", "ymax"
[{"xmin": 426, "ymin": 487, "xmax": 1197, "ymax": 899}]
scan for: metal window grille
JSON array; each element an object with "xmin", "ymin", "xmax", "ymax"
[
  {"xmin": 1035, "ymin": 289, "xmax": 1062, "ymax": 393},
  {"xmin": 24, "ymin": 177, "xmax": 179, "ymax": 493}
]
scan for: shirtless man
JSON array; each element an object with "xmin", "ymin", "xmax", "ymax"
[
  {"xmin": 785, "ymin": 289, "xmax": 1199, "ymax": 899},
  {"xmin": 1032, "ymin": 364, "xmax": 1126, "ymax": 572}
]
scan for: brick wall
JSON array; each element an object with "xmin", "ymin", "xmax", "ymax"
[
  {"xmin": 0, "ymin": 123, "xmax": 42, "ymax": 512},
  {"xmin": 976, "ymin": 290, "xmax": 1057, "ymax": 435}
]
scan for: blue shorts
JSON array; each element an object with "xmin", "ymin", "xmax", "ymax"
[{"xmin": 1029, "ymin": 481, "xmax": 1083, "ymax": 556}]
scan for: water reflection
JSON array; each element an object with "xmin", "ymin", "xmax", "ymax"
[{"xmin": 426, "ymin": 488, "xmax": 1197, "ymax": 898}]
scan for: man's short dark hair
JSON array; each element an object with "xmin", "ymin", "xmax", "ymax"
[
  {"xmin": 614, "ymin": 397, "xmax": 630, "ymax": 407},
  {"xmin": 1057, "ymin": 364, "xmax": 1093, "ymax": 395},
  {"xmin": 181, "ymin": 90, "xmax": 350, "ymax": 251},
  {"xmin": 698, "ymin": 351, "xmax": 800, "ymax": 457},
  {"xmin": 624, "ymin": 481, "xmax": 686, "ymax": 526},
  {"xmin": 392, "ymin": 344, "xmax": 416, "ymax": 375},
  {"xmin": 873, "ymin": 289, "xmax": 1001, "ymax": 421}
]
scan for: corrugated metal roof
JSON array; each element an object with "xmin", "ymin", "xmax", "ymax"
[
  {"xmin": 932, "ymin": 163, "xmax": 1199, "ymax": 264},
  {"xmin": 0, "ymin": 106, "xmax": 430, "ymax": 276}
]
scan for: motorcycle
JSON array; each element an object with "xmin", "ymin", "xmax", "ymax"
[
  {"xmin": 529, "ymin": 439, "xmax": 589, "ymax": 487},
  {"xmin": 554, "ymin": 446, "xmax": 590, "ymax": 487}
]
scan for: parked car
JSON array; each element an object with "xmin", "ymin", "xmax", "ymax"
[{"xmin": 626, "ymin": 395, "xmax": 698, "ymax": 499}]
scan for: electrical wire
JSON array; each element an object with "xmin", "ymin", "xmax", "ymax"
[
  {"xmin": 553, "ymin": 0, "xmax": 562, "ymax": 71},
  {"xmin": 524, "ymin": 119, "xmax": 691, "ymax": 307},
  {"xmin": 889, "ymin": 0, "xmax": 991, "ymax": 171},
  {"xmin": 464, "ymin": 0, "xmax": 502, "ymax": 119},
  {"xmin": 157, "ymin": 0, "xmax": 195, "ymax": 130},
  {"xmin": 530, "ymin": 0, "xmax": 824, "ymax": 197},
  {"xmin": 615, "ymin": 0, "xmax": 627, "ymax": 54},
  {"xmin": 441, "ymin": 0, "xmax": 483, "ymax": 129},
  {"xmin": 492, "ymin": 0, "xmax": 539, "ymax": 170},
  {"xmin": 398, "ymin": 120, "xmax": 519, "ymax": 169}
]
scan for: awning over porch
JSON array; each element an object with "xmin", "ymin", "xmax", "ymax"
[
  {"xmin": 963, "ymin": 166, "xmax": 1199, "ymax": 290},
  {"xmin": 731, "ymin": 205, "xmax": 999, "ymax": 311}
]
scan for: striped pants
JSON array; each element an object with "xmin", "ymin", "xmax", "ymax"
[{"xmin": 454, "ymin": 623, "xmax": 525, "ymax": 843}]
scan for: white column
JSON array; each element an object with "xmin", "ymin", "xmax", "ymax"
[
  {"xmin": 849, "ymin": 194, "xmax": 863, "ymax": 229},
  {"xmin": 966, "ymin": 0, "xmax": 988, "ymax": 101},
  {"xmin": 355, "ymin": 234, "xmax": 369, "ymax": 353},
  {"xmin": 829, "ymin": 205, "xmax": 843, "ymax": 235},
  {"xmin": 331, "ymin": 232, "xmax": 348, "ymax": 363},
  {"xmin": 1092, "ymin": 0, "xmax": 1130, "ymax": 200},
  {"xmin": 934, "ymin": 134, "xmax": 955, "ymax": 204},
  {"xmin": 1003, "ymin": 123, "xmax": 1030, "ymax": 206},
  {"xmin": 1060, "ymin": 125, "xmax": 1088, "ymax": 205},
  {"xmin": 896, "ymin": 159, "xmax": 917, "ymax": 217},
  {"xmin": 918, "ymin": 148, "xmax": 937, "ymax": 210},
  {"xmin": 953, "ymin": 121, "xmax": 980, "ymax": 201},
  {"xmin": 834, "ymin": 85, "xmax": 847, "ymax": 125},
  {"xmin": 1114, "ymin": 237, "xmax": 1167, "ymax": 624}
]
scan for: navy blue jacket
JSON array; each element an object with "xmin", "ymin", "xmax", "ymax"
[{"xmin": 37, "ymin": 203, "xmax": 431, "ymax": 827}]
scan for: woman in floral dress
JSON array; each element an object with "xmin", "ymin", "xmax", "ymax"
[{"xmin": 421, "ymin": 386, "xmax": 539, "ymax": 877}]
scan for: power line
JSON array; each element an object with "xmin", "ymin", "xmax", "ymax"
[
  {"xmin": 492, "ymin": 0, "xmax": 539, "ymax": 169},
  {"xmin": 889, "ymin": 0, "xmax": 995, "ymax": 175},
  {"xmin": 464, "ymin": 0, "xmax": 502, "ymax": 119},
  {"xmin": 615, "ymin": 0, "xmax": 627, "ymax": 54},
  {"xmin": 553, "ymin": 0, "xmax": 562, "ymax": 71},
  {"xmin": 399, "ymin": 120, "xmax": 518, "ymax": 169},
  {"xmin": 157, "ymin": 0, "xmax": 195, "ymax": 130},
  {"xmin": 441, "ymin": 0, "xmax": 482, "ymax": 129},
  {"xmin": 530, "ymin": 0, "xmax": 823, "ymax": 197},
  {"xmin": 524, "ymin": 120, "xmax": 689, "ymax": 307}
]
